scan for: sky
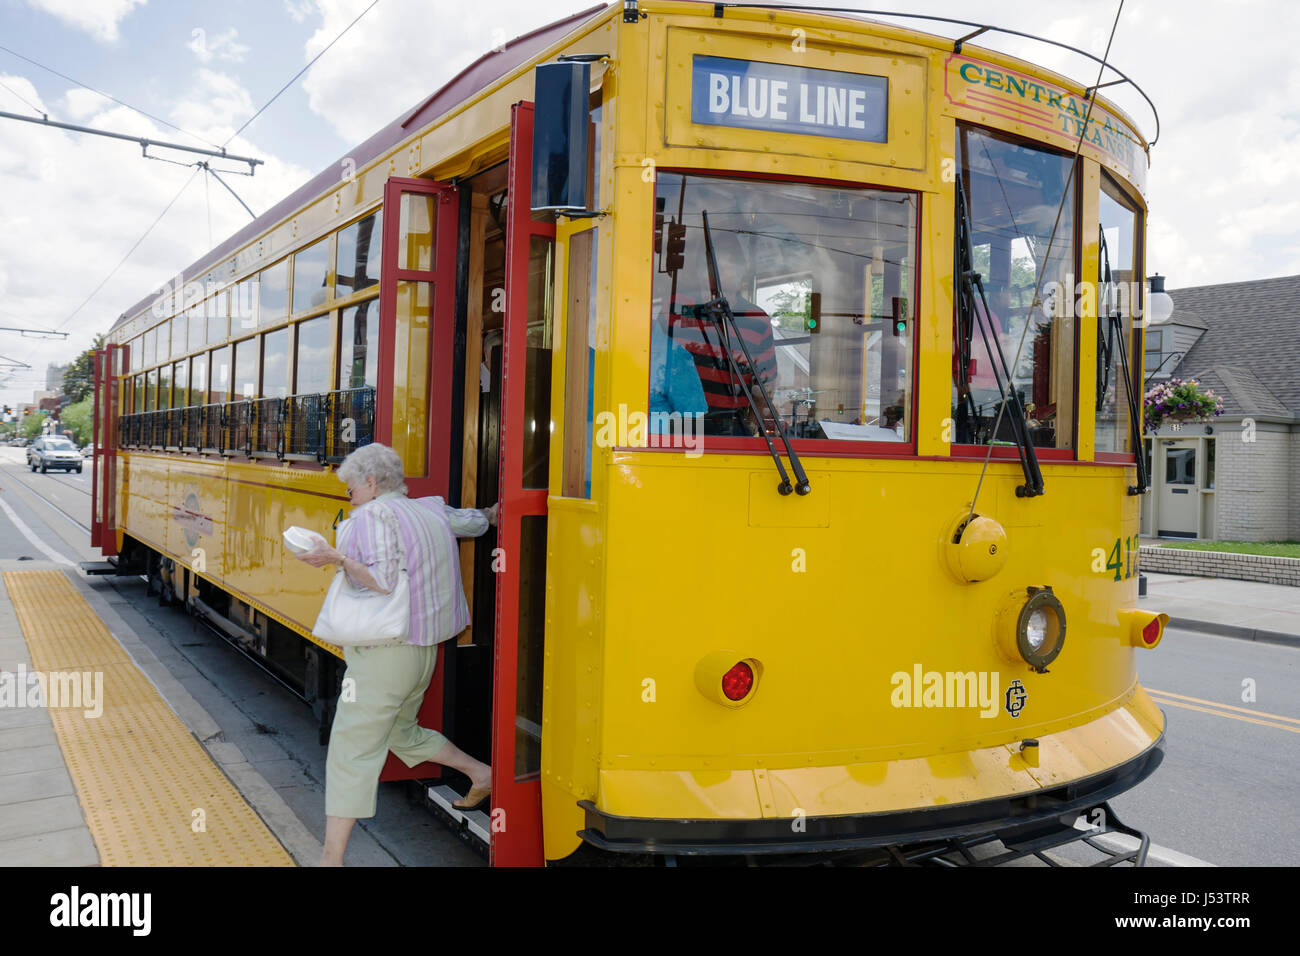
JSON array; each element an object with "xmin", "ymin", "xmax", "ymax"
[{"xmin": 0, "ymin": 0, "xmax": 1297, "ymax": 408}]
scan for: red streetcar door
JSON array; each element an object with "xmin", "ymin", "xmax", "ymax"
[
  {"xmin": 492, "ymin": 102, "xmax": 555, "ymax": 866},
  {"xmin": 375, "ymin": 176, "xmax": 459, "ymax": 782},
  {"xmin": 91, "ymin": 345, "xmax": 122, "ymax": 556}
]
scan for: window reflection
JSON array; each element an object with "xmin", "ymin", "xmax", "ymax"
[
  {"xmin": 261, "ymin": 327, "xmax": 289, "ymax": 399},
  {"xmin": 339, "ymin": 301, "xmax": 378, "ymax": 389},
  {"xmin": 295, "ymin": 316, "xmax": 332, "ymax": 395},
  {"xmin": 336, "ymin": 211, "xmax": 382, "ymax": 297},
  {"xmin": 953, "ymin": 126, "xmax": 1077, "ymax": 449},
  {"xmin": 293, "ymin": 237, "xmax": 331, "ymax": 314},
  {"xmin": 649, "ymin": 172, "xmax": 915, "ymax": 441},
  {"xmin": 1097, "ymin": 174, "xmax": 1139, "ymax": 453}
]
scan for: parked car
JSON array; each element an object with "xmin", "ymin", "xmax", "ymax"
[{"xmin": 27, "ymin": 436, "xmax": 83, "ymax": 473}]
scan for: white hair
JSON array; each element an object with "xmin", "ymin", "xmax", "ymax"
[{"xmin": 337, "ymin": 443, "xmax": 407, "ymax": 495}]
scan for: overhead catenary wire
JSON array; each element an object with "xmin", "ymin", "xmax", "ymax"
[
  {"xmin": 0, "ymin": 42, "xmax": 224, "ymax": 151},
  {"xmin": 47, "ymin": 0, "xmax": 384, "ymax": 334}
]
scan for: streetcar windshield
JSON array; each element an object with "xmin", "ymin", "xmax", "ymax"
[{"xmin": 650, "ymin": 172, "xmax": 916, "ymax": 443}]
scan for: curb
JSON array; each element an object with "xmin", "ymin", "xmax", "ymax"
[{"xmin": 1167, "ymin": 616, "xmax": 1300, "ymax": 649}]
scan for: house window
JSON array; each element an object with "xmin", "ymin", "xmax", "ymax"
[
  {"xmin": 1144, "ymin": 330, "xmax": 1163, "ymax": 376},
  {"xmin": 1205, "ymin": 438, "xmax": 1215, "ymax": 490}
]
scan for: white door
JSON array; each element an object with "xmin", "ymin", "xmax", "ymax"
[{"xmin": 1157, "ymin": 439, "xmax": 1198, "ymax": 537}]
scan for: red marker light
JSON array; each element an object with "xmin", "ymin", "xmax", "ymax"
[
  {"xmin": 721, "ymin": 662, "xmax": 754, "ymax": 701},
  {"xmin": 1142, "ymin": 618, "xmax": 1162, "ymax": 645}
]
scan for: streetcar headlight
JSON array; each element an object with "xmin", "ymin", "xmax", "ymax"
[
  {"xmin": 1026, "ymin": 609, "xmax": 1049, "ymax": 652},
  {"xmin": 1015, "ymin": 587, "xmax": 1066, "ymax": 673}
]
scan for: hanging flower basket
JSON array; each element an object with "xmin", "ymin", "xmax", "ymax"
[{"xmin": 1143, "ymin": 378, "xmax": 1224, "ymax": 432}]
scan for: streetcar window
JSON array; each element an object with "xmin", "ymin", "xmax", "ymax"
[
  {"xmin": 171, "ymin": 313, "xmax": 186, "ymax": 361},
  {"xmin": 210, "ymin": 346, "xmax": 232, "ymax": 405},
  {"xmin": 398, "ymin": 195, "xmax": 435, "ymax": 271},
  {"xmin": 295, "ymin": 316, "xmax": 332, "ymax": 395},
  {"xmin": 233, "ymin": 338, "xmax": 259, "ymax": 400},
  {"xmin": 207, "ymin": 290, "xmax": 228, "ymax": 344},
  {"xmin": 134, "ymin": 374, "xmax": 145, "ymax": 413},
  {"xmin": 1096, "ymin": 173, "xmax": 1140, "ymax": 454},
  {"xmin": 233, "ymin": 278, "xmax": 256, "ymax": 332},
  {"xmin": 649, "ymin": 172, "xmax": 916, "ymax": 443},
  {"xmin": 188, "ymin": 304, "xmax": 206, "ymax": 355},
  {"xmin": 261, "ymin": 327, "xmax": 290, "ymax": 399},
  {"xmin": 259, "ymin": 260, "xmax": 289, "ymax": 327},
  {"xmin": 339, "ymin": 301, "xmax": 378, "ymax": 389},
  {"xmin": 145, "ymin": 368, "xmax": 157, "ymax": 412},
  {"xmin": 952, "ymin": 125, "xmax": 1078, "ymax": 450},
  {"xmin": 159, "ymin": 321, "xmax": 171, "ymax": 365},
  {"xmin": 561, "ymin": 227, "xmax": 596, "ymax": 498},
  {"xmin": 336, "ymin": 211, "xmax": 382, "ymax": 297},
  {"xmin": 158, "ymin": 364, "xmax": 171, "ymax": 410},
  {"xmin": 173, "ymin": 361, "xmax": 187, "ymax": 409},
  {"xmin": 293, "ymin": 237, "xmax": 331, "ymax": 315},
  {"xmin": 131, "ymin": 336, "xmax": 143, "ymax": 373},
  {"xmin": 190, "ymin": 352, "xmax": 208, "ymax": 405}
]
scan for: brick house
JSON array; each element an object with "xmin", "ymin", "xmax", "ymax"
[{"xmin": 1140, "ymin": 274, "xmax": 1300, "ymax": 542}]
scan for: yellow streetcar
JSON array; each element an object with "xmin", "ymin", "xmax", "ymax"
[{"xmin": 90, "ymin": 1, "xmax": 1170, "ymax": 865}]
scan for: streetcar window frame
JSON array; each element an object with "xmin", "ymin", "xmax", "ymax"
[
  {"xmin": 949, "ymin": 121, "xmax": 1083, "ymax": 463},
  {"xmin": 645, "ymin": 166, "xmax": 922, "ymax": 459}
]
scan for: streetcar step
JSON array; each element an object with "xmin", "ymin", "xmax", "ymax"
[
  {"xmin": 427, "ymin": 784, "xmax": 491, "ymax": 846},
  {"xmin": 79, "ymin": 560, "xmax": 122, "ymax": 575}
]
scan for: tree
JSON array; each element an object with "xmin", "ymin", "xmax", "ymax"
[
  {"xmin": 61, "ymin": 333, "xmax": 106, "ymax": 404},
  {"xmin": 20, "ymin": 412, "xmax": 44, "ymax": 438},
  {"xmin": 61, "ymin": 397, "xmax": 93, "ymax": 445}
]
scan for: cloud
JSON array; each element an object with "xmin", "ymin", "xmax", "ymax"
[
  {"xmin": 0, "ymin": 68, "xmax": 312, "ymax": 408},
  {"xmin": 283, "ymin": 0, "xmax": 317, "ymax": 24},
  {"xmin": 296, "ymin": 0, "xmax": 569, "ymax": 143},
  {"xmin": 25, "ymin": 0, "xmax": 148, "ymax": 44},
  {"xmin": 189, "ymin": 27, "xmax": 252, "ymax": 64}
]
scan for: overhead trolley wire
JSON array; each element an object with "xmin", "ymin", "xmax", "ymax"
[
  {"xmin": 0, "ymin": 42, "xmax": 224, "ymax": 150},
  {"xmin": 48, "ymin": 0, "xmax": 385, "ymax": 334}
]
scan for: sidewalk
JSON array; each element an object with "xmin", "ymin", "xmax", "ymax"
[
  {"xmin": 1139, "ymin": 572, "xmax": 1300, "ymax": 646},
  {"xmin": 0, "ymin": 560, "xmax": 320, "ymax": 866}
]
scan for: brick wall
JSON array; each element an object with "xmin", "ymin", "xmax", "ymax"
[
  {"xmin": 1213, "ymin": 421, "xmax": 1293, "ymax": 542},
  {"xmin": 1140, "ymin": 545, "xmax": 1300, "ymax": 586}
]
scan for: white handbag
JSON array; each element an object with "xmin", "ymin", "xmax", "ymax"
[{"xmin": 311, "ymin": 508, "xmax": 411, "ymax": 647}]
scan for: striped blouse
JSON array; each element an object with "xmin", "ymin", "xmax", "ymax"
[{"xmin": 335, "ymin": 491, "xmax": 491, "ymax": 646}]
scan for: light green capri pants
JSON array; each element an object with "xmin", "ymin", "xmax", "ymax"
[{"xmin": 325, "ymin": 642, "xmax": 448, "ymax": 819}]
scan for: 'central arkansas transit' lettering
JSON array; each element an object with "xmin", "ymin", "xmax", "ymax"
[{"xmin": 691, "ymin": 55, "xmax": 887, "ymax": 142}]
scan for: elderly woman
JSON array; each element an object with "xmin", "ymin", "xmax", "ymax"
[{"xmin": 297, "ymin": 442, "xmax": 496, "ymax": 866}]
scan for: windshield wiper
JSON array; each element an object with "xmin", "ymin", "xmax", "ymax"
[
  {"xmin": 1097, "ymin": 227, "xmax": 1150, "ymax": 495},
  {"xmin": 688, "ymin": 210, "xmax": 811, "ymax": 496},
  {"xmin": 955, "ymin": 174, "xmax": 1044, "ymax": 498}
]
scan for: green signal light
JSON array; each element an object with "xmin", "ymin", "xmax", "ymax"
[{"xmin": 806, "ymin": 317, "xmax": 818, "ymax": 330}]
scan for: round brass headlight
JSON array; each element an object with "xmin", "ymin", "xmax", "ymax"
[{"xmin": 1016, "ymin": 587, "xmax": 1066, "ymax": 672}]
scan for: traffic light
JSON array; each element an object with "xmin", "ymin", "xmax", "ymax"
[
  {"xmin": 891, "ymin": 295, "xmax": 907, "ymax": 336},
  {"xmin": 665, "ymin": 222, "xmax": 687, "ymax": 273},
  {"xmin": 806, "ymin": 292, "xmax": 821, "ymax": 334},
  {"xmin": 653, "ymin": 196, "xmax": 665, "ymax": 255}
]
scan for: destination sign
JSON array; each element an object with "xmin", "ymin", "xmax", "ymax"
[{"xmin": 691, "ymin": 55, "xmax": 888, "ymax": 143}]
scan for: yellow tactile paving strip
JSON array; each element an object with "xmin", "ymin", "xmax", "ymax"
[{"xmin": 4, "ymin": 570, "xmax": 294, "ymax": 866}]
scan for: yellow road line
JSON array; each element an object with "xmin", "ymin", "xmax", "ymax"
[
  {"xmin": 1146, "ymin": 688, "xmax": 1300, "ymax": 725},
  {"xmin": 1147, "ymin": 692, "xmax": 1300, "ymax": 735},
  {"xmin": 4, "ymin": 570, "xmax": 294, "ymax": 866}
]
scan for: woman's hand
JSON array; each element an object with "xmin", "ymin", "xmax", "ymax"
[
  {"xmin": 299, "ymin": 543, "xmax": 343, "ymax": 568},
  {"xmin": 483, "ymin": 503, "xmax": 499, "ymax": 527}
]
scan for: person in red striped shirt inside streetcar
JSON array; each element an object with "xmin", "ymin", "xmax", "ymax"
[{"xmin": 666, "ymin": 226, "xmax": 778, "ymax": 437}]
